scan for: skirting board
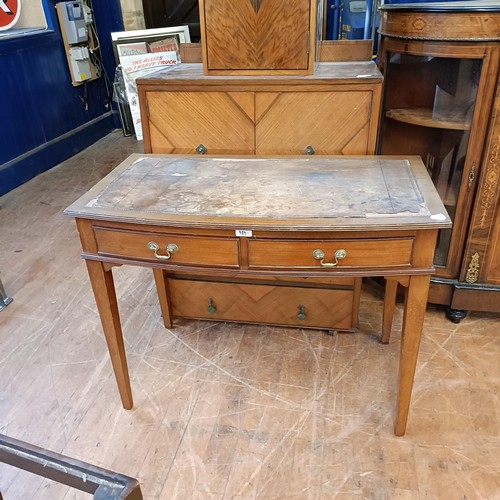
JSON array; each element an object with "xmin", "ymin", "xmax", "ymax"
[{"xmin": 0, "ymin": 112, "xmax": 116, "ymax": 196}]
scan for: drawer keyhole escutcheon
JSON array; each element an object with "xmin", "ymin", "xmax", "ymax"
[
  {"xmin": 148, "ymin": 241, "xmax": 179, "ymax": 260},
  {"xmin": 196, "ymin": 144, "xmax": 207, "ymax": 154},
  {"xmin": 305, "ymin": 145, "xmax": 315, "ymax": 155},
  {"xmin": 297, "ymin": 305, "xmax": 307, "ymax": 320},
  {"xmin": 208, "ymin": 299, "xmax": 217, "ymax": 315},
  {"xmin": 312, "ymin": 248, "xmax": 347, "ymax": 267}
]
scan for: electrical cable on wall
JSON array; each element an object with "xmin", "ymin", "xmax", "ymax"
[
  {"xmin": 56, "ymin": 0, "xmax": 113, "ymax": 110},
  {"xmin": 83, "ymin": 0, "xmax": 113, "ymax": 110},
  {"xmin": 79, "ymin": 80, "xmax": 88, "ymax": 110}
]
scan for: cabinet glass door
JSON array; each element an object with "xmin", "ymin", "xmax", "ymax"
[{"xmin": 379, "ymin": 53, "xmax": 481, "ymax": 271}]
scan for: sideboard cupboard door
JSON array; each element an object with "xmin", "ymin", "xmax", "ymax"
[
  {"xmin": 137, "ymin": 62, "xmax": 383, "ymax": 155},
  {"xmin": 145, "ymin": 91, "xmax": 255, "ymax": 154},
  {"xmin": 255, "ymin": 91, "xmax": 374, "ymax": 155},
  {"xmin": 199, "ymin": 0, "xmax": 320, "ymax": 74}
]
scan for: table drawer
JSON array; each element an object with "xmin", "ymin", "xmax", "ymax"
[
  {"xmin": 168, "ymin": 278, "xmax": 356, "ymax": 330},
  {"xmin": 94, "ymin": 228, "xmax": 240, "ymax": 267},
  {"xmin": 248, "ymin": 238, "xmax": 414, "ymax": 269}
]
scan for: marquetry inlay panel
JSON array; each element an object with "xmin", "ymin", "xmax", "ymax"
[
  {"xmin": 466, "ymin": 252, "xmax": 480, "ymax": 283},
  {"xmin": 379, "ymin": 10, "xmax": 500, "ymax": 41},
  {"xmin": 480, "ymin": 94, "xmax": 500, "ymax": 228},
  {"xmin": 480, "ymin": 142, "xmax": 500, "ymax": 225}
]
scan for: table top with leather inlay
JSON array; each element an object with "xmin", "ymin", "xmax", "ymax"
[{"xmin": 65, "ymin": 155, "xmax": 450, "ymax": 232}]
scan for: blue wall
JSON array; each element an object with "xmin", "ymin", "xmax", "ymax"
[{"xmin": 0, "ymin": 0, "xmax": 124, "ymax": 195}]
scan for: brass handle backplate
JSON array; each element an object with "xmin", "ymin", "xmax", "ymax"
[
  {"xmin": 208, "ymin": 299, "xmax": 217, "ymax": 314},
  {"xmin": 312, "ymin": 248, "xmax": 347, "ymax": 267},
  {"xmin": 148, "ymin": 241, "xmax": 178, "ymax": 260},
  {"xmin": 297, "ymin": 305, "xmax": 306, "ymax": 320}
]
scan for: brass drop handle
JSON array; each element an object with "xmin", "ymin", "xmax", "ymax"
[
  {"xmin": 297, "ymin": 305, "xmax": 306, "ymax": 320},
  {"xmin": 208, "ymin": 299, "xmax": 217, "ymax": 315},
  {"xmin": 148, "ymin": 241, "xmax": 178, "ymax": 260},
  {"xmin": 312, "ymin": 248, "xmax": 347, "ymax": 267},
  {"xmin": 196, "ymin": 144, "xmax": 207, "ymax": 154},
  {"xmin": 305, "ymin": 145, "xmax": 315, "ymax": 155}
]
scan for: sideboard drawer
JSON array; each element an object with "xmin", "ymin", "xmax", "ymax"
[
  {"xmin": 94, "ymin": 228, "xmax": 240, "ymax": 267},
  {"xmin": 248, "ymin": 238, "xmax": 414, "ymax": 269},
  {"xmin": 169, "ymin": 278, "xmax": 356, "ymax": 330}
]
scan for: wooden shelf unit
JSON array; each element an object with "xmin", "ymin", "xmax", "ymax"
[{"xmin": 386, "ymin": 108, "xmax": 471, "ymax": 131}]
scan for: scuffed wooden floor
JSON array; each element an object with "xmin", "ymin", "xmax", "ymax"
[{"xmin": 0, "ymin": 131, "xmax": 499, "ymax": 499}]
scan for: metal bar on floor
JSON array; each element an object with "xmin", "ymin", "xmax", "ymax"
[
  {"xmin": 0, "ymin": 434, "xmax": 143, "ymax": 500},
  {"xmin": 0, "ymin": 278, "xmax": 13, "ymax": 312}
]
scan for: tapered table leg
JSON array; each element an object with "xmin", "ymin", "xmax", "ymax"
[
  {"xmin": 381, "ymin": 278, "xmax": 399, "ymax": 344},
  {"xmin": 394, "ymin": 274, "xmax": 430, "ymax": 436},
  {"xmin": 153, "ymin": 268, "xmax": 173, "ymax": 328},
  {"xmin": 85, "ymin": 260, "xmax": 133, "ymax": 409}
]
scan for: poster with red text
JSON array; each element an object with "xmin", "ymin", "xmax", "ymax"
[{"xmin": 120, "ymin": 51, "xmax": 178, "ymax": 140}]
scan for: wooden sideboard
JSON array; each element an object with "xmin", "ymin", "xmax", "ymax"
[
  {"xmin": 377, "ymin": 1, "xmax": 500, "ymax": 320},
  {"xmin": 137, "ymin": 62, "xmax": 382, "ymax": 156}
]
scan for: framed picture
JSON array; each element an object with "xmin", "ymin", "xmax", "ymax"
[
  {"xmin": 111, "ymin": 26, "xmax": 191, "ymax": 140},
  {"xmin": 111, "ymin": 25, "xmax": 191, "ymax": 64}
]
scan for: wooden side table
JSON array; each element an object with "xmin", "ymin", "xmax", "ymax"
[{"xmin": 65, "ymin": 154, "xmax": 451, "ymax": 435}]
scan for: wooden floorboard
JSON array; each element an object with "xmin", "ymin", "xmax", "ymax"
[{"xmin": 0, "ymin": 130, "xmax": 499, "ymax": 499}]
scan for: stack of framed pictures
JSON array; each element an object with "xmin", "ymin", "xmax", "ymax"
[{"xmin": 111, "ymin": 26, "xmax": 191, "ymax": 139}]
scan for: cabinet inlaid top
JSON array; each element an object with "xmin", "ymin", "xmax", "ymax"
[{"xmin": 65, "ymin": 155, "xmax": 451, "ymax": 231}]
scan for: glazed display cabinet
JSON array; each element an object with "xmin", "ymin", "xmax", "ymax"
[{"xmin": 377, "ymin": 1, "xmax": 500, "ymax": 321}]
